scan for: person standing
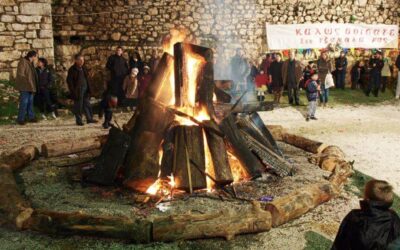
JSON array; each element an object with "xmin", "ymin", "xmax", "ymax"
[
  {"xmin": 123, "ymin": 68, "xmax": 140, "ymax": 110},
  {"xmin": 36, "ymin": 58, "xmax": 57, "ymax": 120},
  {"xmin": 282, "ymin": 51, "xmax": 303, "ymax": 105},
  {"xmin": 129, "ymin": 51, "xmax": 144, "ymax": 73},
  {"xmin": 230, "ymin": 48, "xmax": 250, "ymax": 93},
  {"xmin": 396, "ymin": 53, "xmax": 400, "ymax": 99},
  {"xmin": 260, "ymin": 53, "xmax": 273, "ymax": 94},
  {"xmin": 138, "ymin": 65, "xmax": 152, "ymax": 97},
  {"xmin": 254, "ymin": 69, "xmax": 269, "ymax": 102},
  {"xmin": 269, "ymin": 53, "xmax": 284, "ymax": 104},
  {"xmin": 106, "ymin": 46, "xmax": 129, "ymax": 102},
  {"xmin": 15, "ymin": 50, "xmax": 38, "ymax": 125},
  {"xmin": 317, "ymin": 51, "xmax": 333, "ymax": 106},
  {"xmin": 305, "ymin": 72, "xmax": 320, "ymax": 121},
  {"xmin": 335, "ymin": 51, "xmax": 348, "ymax": 90},
  {"xmin": 381, "ymin": 56, "xmax": 392, "ymax": 93},
  {"xmin": 366, "ymin": 52, "xmax": 384, "ymax": 97},
  {"xmin": 148, "ymin": 50, "xmax": 160, "ymax": 74},
  {"xmin": 67, "ymin": 54, "xmax": 97, "ymax": 126}
]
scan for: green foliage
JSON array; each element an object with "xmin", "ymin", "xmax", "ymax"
[{"xmin": 304, "ymin": 231, "xmax": 332, "ymax": 250}]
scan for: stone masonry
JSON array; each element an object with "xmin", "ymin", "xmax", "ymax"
[
  {"xmin": 0, "ymin": 0, "xmax": 54, "ymax": 81},
  {"xmin": 0, "ymin": 0, "xmax": 399, "ymax": 85}
]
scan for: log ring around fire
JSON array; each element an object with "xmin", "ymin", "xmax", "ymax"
[{"xmin": 0, "ymin": 126, "xmax": 353, "ymax": 243}]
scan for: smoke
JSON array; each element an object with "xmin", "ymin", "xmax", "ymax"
[{"xmin": 207, "ymin": 0, "xmax": 258, "ymax": 81}]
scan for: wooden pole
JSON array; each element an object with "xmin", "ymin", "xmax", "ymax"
[{"xmin": 41, "ymin": 136, "xmax": 107, "ymax": 158}]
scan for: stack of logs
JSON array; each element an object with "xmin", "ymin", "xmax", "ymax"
[{"xmin": 0, "ymin": 126, "xmax": 353, "ymax": 242}]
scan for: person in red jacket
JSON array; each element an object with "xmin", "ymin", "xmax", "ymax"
[{"xmin": 254, "ymin": 69, "xmax": 269, "ymax": 102}]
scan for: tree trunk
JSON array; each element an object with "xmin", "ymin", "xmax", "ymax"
[
  {"xmin": 41, "ymin": 136, "xmax": 107, "ymax": 158},
  {"xmin": 153, "ymin": 201, "xmax": 271, "ymax": 241},
  {"xmin": 264, "ymin": 182, "xmax": 335, "ymax": 227},
  {"xmin": 219, "ymin": 115, "xmax": 263, "ymax": 179},
  {"xmin": 203, "ymin": 121, "xmax": 233, "ymax": 186},
  {"xmin": 23, "ymin": 210, "xmax": 152, "ymax": 243},
  {"xmin": 281, "ymin": 133, "xmax": 325, "ymax": 154},
  {"xmin": 173, "ymin": 125, "xmax": 207, "ymax": 192},
  {"xmin": 0, "ymin": 164, "xmax": 32, "ymax": 227},
  {"xmin": 1, "ymin": 145, "xmax": 38, "ymax": 171}
]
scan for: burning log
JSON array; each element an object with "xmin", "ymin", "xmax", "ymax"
[
  {"xmin": 203, "ymin": 121, "xmax": 233, "ymax": 186},
  {"xmin": 41, "ymin": 136, "xmax": 107, "ymax": 158},
  {"xmin": 22, "ymin": 210, "xmax": 152, "ymax": 243},
  {"xmin": 219, "ymin": 115, "xmax": 263, "ymax": 179},
  {"xmin": 124, "ymin": 98, "xmax": 175, "ymax": 192},
  {"xmin": 174, "ymin": 43, "xmax": 216, "ymax": 118},
  {"xmin": 173, "ymin": 125, "xmax": 207, "ymax": 192},
  {"xmin": 264, "ymin": 182, "xmax": 335, "ymax": 227},
  {"xmin": 153, "ymin": 201, "xmax": 271, "ymax": 241}
]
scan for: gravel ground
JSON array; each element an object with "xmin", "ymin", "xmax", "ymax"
[{"xmin": 1, "ymin": 103, "xmax": 393, "ymax": 249}]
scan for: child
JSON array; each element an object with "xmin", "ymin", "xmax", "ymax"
[
  {"xmin": 305, "ymin": 72, "xmax": 320, "ymax": 121},
  {"xmin": 332, "ymin": 179, "xmax": 400, "ymax": 250},
  {"xmin": 100, "ymin": 95, "xmax": 118, "ymax": 129},
  {"xmin": 254, "ymin": 69, "xmax": 269, "ymax": 102},
  {"xmin": 35, "ymin": 58, "xmax": 57, "ymax": 120},
  {"xmin": 122, "ymin": 68, "xmax": 139, "ymax": 110},
  {"xmin": 301, "ymin": 61, "xmax": 315, "ymax": 89}
]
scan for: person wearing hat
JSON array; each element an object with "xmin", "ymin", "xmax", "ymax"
[
  {"xmin": 366, "ymin": 51, "xmax": 384, "ymax": 97},
  {"xmin": 139, "ymin": 65, "xmax": 152, "ymax": 97},
  {"xmin": 335, "ymin": 51, "xmax": 348, "ymax": 90},
  {"xmin": 122, "ymin": 67, "xmax": 139, "ymax": 110}
]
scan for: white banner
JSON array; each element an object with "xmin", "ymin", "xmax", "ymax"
[{"xmin": 266, "ymin": 23, "xmax": 399, "ymax": 50}]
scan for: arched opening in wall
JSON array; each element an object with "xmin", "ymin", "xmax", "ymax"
[{"xmin": 69, "ymin": 36, "xmax": 85, "ymax": 45}]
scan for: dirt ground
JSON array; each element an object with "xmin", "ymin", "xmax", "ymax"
[{"xmin": 0, "ymin": 103, "xmax": 398, "ymax": 249}]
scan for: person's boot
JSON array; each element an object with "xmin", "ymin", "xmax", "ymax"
[
  {"xmin": 41, "ymin": 113, "xmax": 47, "ymax": 120},
  {"xmin": 17, "ymin": 120, "xmax": 26, "ymax": 125},
  {"xmin": 28, "ymin": 117, "xmax": 38, "ymax": 123},
  {"xmin": 76, "ymin": 116, "xmax": 84, "ymax": 126},
  {"xmin": 51, "ymin": 112, "xmax": 57, "ymax": 119},
  {"xmin": 306, "ymin": 116, "xmax": 310, "ymax": 122}
]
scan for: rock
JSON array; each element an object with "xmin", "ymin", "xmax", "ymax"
[
  {"xmin": 16, "ymin": 15, "xmax": 42, "ymax": 23},
  {"xmin": 32, "ymin": 39, "xmax": 53, "ymax": 49},
  {"xmin": 0, "ymin": 36, "xmax": 14, "ymax": 47},
  {"xmin": 0, "ymin": 51, "xmax": 21, "ymax": 61},
  {"xmin": 11, "ymin": 23, "xmax": 26, "ymax": 31},
  {"xmin": 1, "ymin": 15, "xmax": 15, "ymax": 23},
  {"xmin": 148, "ymin": 7, "xmax": 158, "ymax": 15},
  {"xmin": 0, "ymin": 72, "xmax": 10, "ymax": 81},
  {"xmin": 39, "ymin": 30, "xmax": 53, "ymax": 38},
  {"xmin": 20, "ymin": 2, "xmax": 51, "ymax": 15},
  {"xmin": 111, "ymin": 32, "xmax": 121, "ymax": 41}
]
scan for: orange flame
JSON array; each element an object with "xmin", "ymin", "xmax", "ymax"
[
  {"xmin": 228, "ymin": 152, "xmax": 250, "ymax": 182},
  {"xmin": 162, "ymin": 29, "xmax": 188, "ymax": 55}
]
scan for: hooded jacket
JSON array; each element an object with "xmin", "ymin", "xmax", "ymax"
[{"xmin": 331, "ymin": 200, "xmax": 400, "ymax": 250}]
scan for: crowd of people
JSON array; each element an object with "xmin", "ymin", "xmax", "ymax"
[
  {"xmin": 231, "ymin": 48, "xmax": 400, "ymax": 121},
  {"xmin": 14, "ymin": 47, "xmax": 158, "ymax": 128}
]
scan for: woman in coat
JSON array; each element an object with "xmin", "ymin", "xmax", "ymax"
[{"xmin": 317, "ymin": 52, "xmax": 333, "ymax": 106}]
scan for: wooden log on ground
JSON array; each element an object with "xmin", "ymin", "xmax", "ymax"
[
  {"xmin": 1, "ymin": 145, "xmax": 39, "ymax": 171},
  {"xmin": 265, "ymin": 125, "xmax": 286, "ymax": 141},
  {"xmin": 0, "ymin": 164, "xmax": 32, "ymax": 226},
  {"xmin": 318, "ymin": 146, "xmax": 346, "ymax": 172},
  {"xmin": 219, "ymin": 115, "xmax": 263, "ymax": 179},
  {"xmin": 203, "ymin": 121, "xmax": 233, "ymax": 186},
  {"xmin": 173, "ymin": 125, "xmax": 207, "ymax": 192},
  {"xmin": 153, "ymin": 201, "xmax": 271, "ymax": 241},
  {"xmin": 264, "ymin": 182, "xmax": 335, "ymax": 227},
  {"xmin": 281, "ymin": 133, "xmax": 325, "ymax": 154},
  {"xmin": 41, "ymin": 136, "xmax": 107, "ymax": 158},
  {"xmin": 22, "ymin": 210, "xmax": 152, "ymax": 243}
]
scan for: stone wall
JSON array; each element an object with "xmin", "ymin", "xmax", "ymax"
[
  {"xmin": 0, "ymin": 0, "xmax": 54, "ymax": 81},
  {"xmin": 50, "ymin": 0, "xmax": 399, "ymax": 84}
]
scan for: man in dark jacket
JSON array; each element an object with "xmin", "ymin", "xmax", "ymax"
[
  {"xmin": 282, "ymin": 51, "xmax": 303, "ymax": 105},
  {"xmin": 332, "ymin": 179, "xmax": 400, "ymax": 250},
  {"xmin": 106, "ymin": 46, "xmax": 129, "ymax": 102},
  {"xmin": 335, "ymin": 51, "xmax": 348, "ymax": 90},
  {"xmin": 36, "ymin": 57, "xmax": 57, "ymax": 120},
  {"xmin": 15, "ymin": 50, "xmax": 38, "ymax": 125},
  {"xmin": 67, "ymin": 54, "xmax": 97, "ymax": 126},
  {"xmin": 395, "ymin": 54, "xmax": 400, "ymax": 99},
  {"xmin": 366, "ymin": 52, "xmax": 384, "ymax": 97},
  {"xmin": 269, "ymin": 53, "xmax": 284, "ymax": 104}
]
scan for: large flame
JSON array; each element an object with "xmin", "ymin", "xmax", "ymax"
[
  {"xmin": 162, "ymin": 29, "xmax": 188, "ymax": 55},
  {"xmin": 228, "ymin": 152, "xmax": 250, "ymax": 182}
]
